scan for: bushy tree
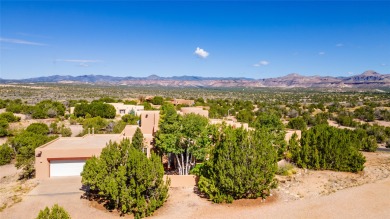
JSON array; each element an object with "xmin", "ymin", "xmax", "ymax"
[
  {"xmin": 122, "ymin": 114, "xmax": 139, "ymax": 125},
  {"xmin": 26, "ymin": 123, "xmax": 50, "ymax": 135},
  {"xmin": 253, "ymin": 112, "xmax": 286, "ymax": 160},
  {"xmin": 131, "ymin": 127, "xmax": 144, "ymax": 151},
  {"xmin": 82, "ymin": 117, "xmax": 108, "ymax": 134},
  {"xmin": 287, "ymin": 117, "xmax": 307, "ymax": 130},
  {"xmin": 60, "ymin": 127, "xmax": 72, "ymax": 137},
  {"xmin": 155, "ymin": 106, "xmax": 210, "ymax": 175},
  {"xmin": 81, "ymin": 139, "xmax": 169, "ymax": 218},
  {"xmin": 0, "ymin": 112, "xmax": 21, "ymax": 122},
  {"xmin": 10, "ymin": 129, "xmax": 57, "ymax": 178},
  {"xmin": 74, "ymin": 102, "xmax": 115, "ymax": 119},
  {"xmin": 290, "ymin": 124, "xmax": 365, "ymax": 172},
  {"xmin": 198, "ymin": 126, "xmax": 278, "ymax": 203},
  {"xmin": 0, "ymin": 144, "xmax": 13, "ymax": 165},
  {"xmin": 151, "ymin": 96, "xmax": 164, "ymax": 105},
  {"xmin": 31, "ymin": 100, "xmax": 66, "ymax": 119},
  {"xmin": 0, "ymin": 119, "xmax": 9, "ymax": 137},
  {"xmin": 36, "ymin": 204, "xmax": 71, "ymax": 219}
]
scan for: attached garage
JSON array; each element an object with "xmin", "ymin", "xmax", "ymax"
[
  {"xmin": 50, "ymin": 159, "xmax": 86, "ymax": 177},
  {"xmin": 35, "ymin": 134, "xmax": 123, "ymax": 179}
]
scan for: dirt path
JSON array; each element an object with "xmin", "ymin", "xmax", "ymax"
[{"xmin": 1, "ymin": 152, "xmax": 389, "ymax": 218}]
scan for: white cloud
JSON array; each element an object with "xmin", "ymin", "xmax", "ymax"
[
  {"xmin": 253, "ymin": 60, "xmax": 269, "ymax": 67},
  {"xmin": 194, "ymin": 47, "xmax": 209, "ymax": 58},
  {"xmin": 318, "ymin": 52, "xmax": 325, "ymax": 55},
  {"xmin": 336, "ymin": 43, "xmax": 344, "ymax": 47},
  {"xmin": 381, "ymin": 63, "xmax": 387, "ymax": 66},
  {"xmin": 347, "ymin": 71, "xmax": 354, "ymax": 75},
  {"xmin": 0, "ymin": 37, "xmax": 46, "ymax": 46}
]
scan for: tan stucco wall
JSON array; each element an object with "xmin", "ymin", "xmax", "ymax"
[
  {"xmin": 180, "ymin": 107, "xmax": 209, "ymax": 118},
  {"xmin": 285, "ymin": 129, "xmax": 302, "ymax": 142},
  {"xmin": 140, "ymin": 111, "xmax": 160, "ymax": 135},
  {"xmin": 35, "ymin": 145, "xmax": 104, "ymax": 179},
  {"xmin": 164, "ymin": 175, "xmax": 197, "ymax": 187}
]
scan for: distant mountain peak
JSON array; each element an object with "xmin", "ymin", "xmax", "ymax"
[
  {"xmin": 283, "ymin": 73, "xmax": 303, "ymax": 78},
  {"xmin": 361, "ymin": 70, "xmax": 379, "ymax": 76},
  {"xmin": 1, "ymin": 70, "xmax": 389, "ymax": 88},
  {"xmin": 147, "ymin": 74, "xmax": 160, "ymax": 80}
]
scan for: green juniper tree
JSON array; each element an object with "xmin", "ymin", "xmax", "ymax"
[
  {"xmin": 36, "ymin": 204, "xmax": 71, "ymax": 219},
  {"xmin": 198, "ymin": 126, "xmax": 278, "ymax": 203},
  {"xmin": 81, "ymin": 139, "xmax": 169, "ymax": 219},
  {"xmin": 131, "ymin": 127, "xmax": 144, "ymax": 151}
]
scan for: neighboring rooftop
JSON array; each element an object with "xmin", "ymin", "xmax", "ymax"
[{"xmin": 41, "ymin": 134, "xmax": 121, "ymax": 149}]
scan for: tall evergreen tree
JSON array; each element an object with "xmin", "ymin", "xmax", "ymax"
[{"xmin": 131, "ymin": 127, "xmax": 144, "ymax": 151}]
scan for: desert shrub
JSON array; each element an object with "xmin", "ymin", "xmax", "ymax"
[
  {"xmin": 82, "ymin": 117, "xmax": 108, "ymax": 134},
  {"xmin": 289, "ymin": 124, "xmax": 365, "ymax": 172},
  {"xmin": 0, "ymin": 119, "xmax": 9, "ymax": 137},
  {"xmin": 74, "ymin": 102, "xmax": 115, "ymax": 119},
  {"xmin": 0, "ymin": 112, "xmax": 21, "ymax": 123},
  {"xmin": 354, "ymin": 106, "xmax": 375, "ymax": 122},
  {"xmin": 0, "ymin": 144, "xmax": 13, "ymax": 165},
  {"xmin": 11, "ymin": 130, "xmax": 57, "ymax": 178},
  {"xmin": 26, "ymin": 123, "xmax": 50, "ymax": 135},
  {"xmin": 287, "ymin": 117, "xmax": 307, "ymax": 130},
  {"xmin": 81, "ymin": 139, "xmax": 169, "ymax": 218},
  {"xmin": 198, "ymin": 126, "xmax": 277, "ymax": 203},
  {"xmin": 60, "ymin": 127, "xmax": 72, "ymax": 137},
  {"xmin": 151, "ymin": 96, "xmax": 164, "ymax": 105},
  {"xmin": 36, "ymin": 204, "xmax": 71, "ymax": 219},
  {"xmin": 276, "ymin": 163, "xmax": 297, "ymax": 176}
]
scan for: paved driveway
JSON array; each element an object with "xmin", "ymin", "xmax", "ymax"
[{"xmin": 0, "ymin": 176, "xmax": 117, "ymax": 219}]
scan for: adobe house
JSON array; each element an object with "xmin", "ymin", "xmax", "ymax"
[
  {"xmin": 35, "ymin": 111, "xmax": 160, "ymax": 179},
  {"xmin": 171, "ymin": 99, "xmax": 195, "ymax": 106},
  {"xmin": 180, "ymin": 107, "xmax": 209, "ymax": 118},
  {"xmin": 209, "ymin": 119, "xmax": 249, "ymax": 130},
  {"xmin": 35, "ymin": 134, "xmax": 122, "ymax": 179},
  {"xmin": 108, "ymin": 103, "xmax": 144, "ymax": 116}
]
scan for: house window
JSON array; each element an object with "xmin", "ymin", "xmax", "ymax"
[
  {"xmin": 142, "ymin": 147, "xmax": 147, "ymax": 155},
  {"xmin": 119, "ymin": 109, "xmax": 126, "ymax": 114}
]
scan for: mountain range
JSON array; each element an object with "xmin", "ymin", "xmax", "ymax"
[{"xmin": 1, "ymin": 70, "xmax": 389, "ymax": 88}]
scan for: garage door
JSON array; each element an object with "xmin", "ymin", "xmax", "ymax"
[{"xmin": 50, "ymin": 160, "xmax": 86, "ymax": 177}]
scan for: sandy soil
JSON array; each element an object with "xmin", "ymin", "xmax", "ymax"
[
  {"xmin": 1, "ymin": 152, "xmax": 389, "ymax": 218},
  {"xmin": 0, "ymin": 164, "xmax": 38, "ymax": 212},
  {"xmin": 151, "ymin": 151, "xmax": 390, "ymax": 219}
]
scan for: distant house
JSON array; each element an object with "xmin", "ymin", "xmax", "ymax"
[
  {"xmin": 108, "ymin": 103, "xmax": 144, "ymax": 116},
  {"xmin": 171, "ymin": 99, "xmax": 195, "ymax": 106},
  {"xmin": 180, "ymin": 107, "xmax": 209, "ymax": 118},
  {"xmin": 210, "ymin": 119, "xmax": 249, "ymax": 130}
]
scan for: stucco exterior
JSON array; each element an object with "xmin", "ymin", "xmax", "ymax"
[
  {"xmin": 140, "ymin": 110, "xmax": 160, "ymax": 135},
  {"xmin": 210, "ymin": 119, "xmax": 249, "ymax": 130},
  {"xmin": 108, "ymin": 103, "xmax": 144, "ymax": 116},
  {"xmin": 35, "ymin": 134, "xmax": 122, "ymax": 179},
  {"xmin": 180, "ymin": 107, "xmax": 209, "ymax": 118},
  {"xmin": 171, "ymin": 99, "xmax": 195, "ymax": 106}
]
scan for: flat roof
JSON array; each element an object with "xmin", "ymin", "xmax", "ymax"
[{"xmin": 41, "ymin": 134, "xmax": 122, "ymax": 150}]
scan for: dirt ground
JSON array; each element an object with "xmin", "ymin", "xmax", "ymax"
[
  {"xmin": 151, "ymin": 151, "xmax": 390, "ymax": 218},
  {"xmin": 0, "ymin": 164, "xmax": 38, "ymax": 213},
  {"xmin": 1, "ymin": 152, "xmax": 390, "ymax": 218}
]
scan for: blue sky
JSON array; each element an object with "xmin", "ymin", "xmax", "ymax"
[{"xmin": 1, "ymin": 1, "xmax": 389, "ymax": 79}]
